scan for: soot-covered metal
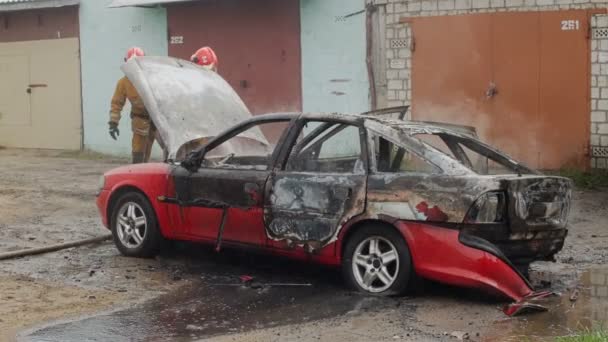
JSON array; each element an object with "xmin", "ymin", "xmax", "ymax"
[{"xmin": 165, "ymin": 108, "xmax": 571, "ymax": 265}]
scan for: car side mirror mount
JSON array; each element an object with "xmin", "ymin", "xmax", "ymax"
[{"xmin": 181, "ymin": 149, "xmax": 206, "ymax": 172}]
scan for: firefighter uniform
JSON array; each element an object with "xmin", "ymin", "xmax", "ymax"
[{"xmin": 109, "ymin": 76, "xmax": 156, "ymax": 163}]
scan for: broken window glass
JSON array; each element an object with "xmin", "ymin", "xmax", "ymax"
[
  {"xmin": 374, "ymin": 136, "xmax": 440, "ymax": 174},
  {"xmin": 456, "ymin": 142, "xmax": 515, "ymax": 175},
  {"xmin": 202, "ymin": 121, "xmax": 289, "ymax": 171},
  {"xmin": 414, "ymin": 134, "xmax": 456, "ymax": 159},
  {"xmin": 286, "ymin": 122, "xmax": 364, "ymax": 174},
  {"xmin": 415, "ymin": 132, "xmax": 521, "ymax": 175}
]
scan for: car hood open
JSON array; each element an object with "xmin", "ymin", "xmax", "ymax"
[{"xmin": 121, "ymin": 56, "xmax": 268, "ymax": 161}]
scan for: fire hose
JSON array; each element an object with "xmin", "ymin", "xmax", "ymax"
[{"xmin": 0, "ymin": 234, "xmax": 112, "ymax": 261}]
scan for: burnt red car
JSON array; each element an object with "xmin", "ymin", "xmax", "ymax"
[{"xmin": 96, "ymin": 57, "xmax": 571, "ymax": 314}]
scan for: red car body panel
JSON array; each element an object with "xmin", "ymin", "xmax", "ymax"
[
  {"xmin": 97, "ymin": 163, "xmax": 172, "ymax": 235},
  {"xmin": 396, "ymin": 221, "xmax": 533, "ymax": 301},
  {"xmin": 97, "ymin": 163, "xmax": 340, "ymax": 265}
]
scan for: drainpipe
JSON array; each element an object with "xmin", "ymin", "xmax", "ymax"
[{"xmin": 365, "ymin": 3, "xmax": 377, "ymax": 111}]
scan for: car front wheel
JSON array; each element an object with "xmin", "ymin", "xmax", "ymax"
[
  {"xmin": 110, "ymin": 192, "xmax": 161, "ymax": 258},
  {"xmin": 342, "ymin": 224, "xmax": 412, "ymax": 295}
]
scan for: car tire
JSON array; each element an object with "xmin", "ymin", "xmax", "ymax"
[
  {"xmin": 342, "ymin": 224, "xmax": 412, "ymax": 296},
  {"xmin": 110, "ymin": 191, "xmax": 161, "ymax": 258}
]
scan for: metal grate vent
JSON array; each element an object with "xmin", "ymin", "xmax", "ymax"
[
  {"xmin": 593, "ymin": 28, "xmax": 608, "ymax": 39},
  {"xmin": 592, "ymin": 146, "xmax": 608, "ymax": 157},
  {"xmin": 390, "ymin": 39, "xmax": 408, "ymax": 49}
]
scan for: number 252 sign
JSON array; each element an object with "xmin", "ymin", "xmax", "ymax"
[{"xmin": 561, "ymin": 20, "xmax": 580, "ymax": 31}]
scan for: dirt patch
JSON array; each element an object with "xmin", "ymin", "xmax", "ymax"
[
  {"xmin": 0, "ymin": 149, "xmax": 121, "ymax": 254},
  {"xmin": 0, "ymin": 275, "xmax": 126, "ymax": 342}
]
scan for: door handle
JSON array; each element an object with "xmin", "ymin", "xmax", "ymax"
[{"xmin": 26, "ymin": 84, "xmax": 47, "ymax": 94}]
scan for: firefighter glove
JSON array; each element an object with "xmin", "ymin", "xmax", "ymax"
[{"xmin": 109, "ymin": 122, "xmax": 120, "ymax": 140}]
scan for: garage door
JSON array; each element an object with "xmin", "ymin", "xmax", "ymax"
[
  {"xmin": 411, "ymin": 11, "xmax": 589, "ymax": 170},
  {"xmin": 0, "ymin": 38, "xmax": 82, "ymax": 150},
  {"xmin": 0, "ymin": 55, "xmax": 30, "ymax": 126},
  {"xmin": 166, "ymin": 0, "xmax": 301, "ymax": 143}
]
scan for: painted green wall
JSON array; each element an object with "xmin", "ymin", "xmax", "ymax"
[
  {"xmin": 300, "ymin": 0, "xmax": 369, "ymax": 114},
  {"xmin": 80, "ymin": 0, "xmax": 167, "ymax": 156}
]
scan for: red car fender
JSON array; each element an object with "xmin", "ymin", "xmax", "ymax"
[
  {"xmin": 394, "ymin": 221, "xmax": 534, "ymax": 302},
  {"xmin": 100, "ymin": 164, "xmax": 173, "ymax": 238}
]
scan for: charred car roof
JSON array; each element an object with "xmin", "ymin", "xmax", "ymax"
[{"xmin": 201, "ymin": 111, "xmax": 534, "ymax": 176}]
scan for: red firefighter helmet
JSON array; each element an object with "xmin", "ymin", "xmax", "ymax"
[
  {"xmin": 190, "ymin": 47, "xmax": 218, "ymax": 71},
  {"xmin": 125, "ymin": 47, "xmax": 145, "ymax": 62}
]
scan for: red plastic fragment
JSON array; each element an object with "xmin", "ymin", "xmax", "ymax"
[
  {"xmin": 239, "ymin": 275, "xmax": 254, "ymax": 283},
  {"xmin": 503, "ymin": 290, "xmax": 555, "ymax": 316}
]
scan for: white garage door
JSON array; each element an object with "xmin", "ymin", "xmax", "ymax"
[{"xmin": 0, "ymin": 38, "xmax": 81, "ymax": 150}]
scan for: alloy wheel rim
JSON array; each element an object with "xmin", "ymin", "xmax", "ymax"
[
  {"xmin": 352, "ymin": 236, "xmax": 400, "ymax": 293},
  {"xmin": 116, "ymin": 202, "xmax": 147, "ymax": 249}
]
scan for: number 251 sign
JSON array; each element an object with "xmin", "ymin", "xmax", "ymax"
[{"xmin": 561, "ymin": 20, "xmax": 580, "ymax": 31}]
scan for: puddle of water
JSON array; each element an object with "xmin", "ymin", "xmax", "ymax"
[
  {"xmin": 487, "ymin": 267, "xmax": 608, "ymax": 341},
  {"xmin": 22, "ymin": 249, "xmax": 398, "ymax": 342}
]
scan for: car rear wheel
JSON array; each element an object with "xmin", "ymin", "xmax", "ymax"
[
  {"xmin": 342, "ymin": 224, "xmax": 412, "ymax": 295},
  {"xmin": 110, "ymin": 192, "xmax": 161, "ymax": 258}
]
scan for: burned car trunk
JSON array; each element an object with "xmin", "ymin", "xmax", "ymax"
[{"xmin": 461, "ymin": 176, "xmax": 571, "ymax": 264}]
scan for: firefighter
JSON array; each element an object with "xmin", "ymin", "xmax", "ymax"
[
  {"xmin": 175, "ymin": 46, "xmax": 221, "ymax": 160},
  {"xmin": 108, "ymin": 47, "xmax": 157, "ymax": 164},
  {"xmin": 190, "ymin": 46, "xmax": 219, "ymax": 71}
]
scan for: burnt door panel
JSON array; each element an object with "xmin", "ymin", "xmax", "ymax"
[
  {"xmin": 172, "ymin": 167, "xmax": 268, "ymax": 245},
  {"xmin": 265, "ymin": 121, "xmax": 368, "ymax": 250},
  {"xmin": 266, "ymin": 173, "xmax": 366, "ymax": 248}
]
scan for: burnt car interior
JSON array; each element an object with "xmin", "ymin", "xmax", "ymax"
[
  {"xmin": 286, "ymin": 122, "xmax": 364, "ymax": 174},
  {"xmin": 364, "ymin": 106, "xmax": 534, "ymax": 176},
  {"xmin": 375, "ymin": 135, "xmax": 441, "ymax": 174},
  {"xmin": 200, "ymin": 121, "xmax": 291, "ymax": 171},
  {"xmin": 425, "ymin": 134, "xmax": 534, "ymax": 175}
]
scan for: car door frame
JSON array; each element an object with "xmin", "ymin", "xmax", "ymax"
[
  {"xmin": 264, "ymin": 115, "xmax": 370, "ymax": 252},
  {"xmin": 168, "ymin": 114, "xmax": 298, "ymax": 247}
]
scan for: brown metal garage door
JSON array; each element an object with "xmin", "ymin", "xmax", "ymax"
[
  {"xmin": 411, "ymin": 10, "xmax": 590, "ymax": 170},
  {"xmin": 166, "ymin": 0, "xmax": 302, "ymax": 116}
]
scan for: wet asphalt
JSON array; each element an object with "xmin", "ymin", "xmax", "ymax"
[
  {"xmin": 20, "ymin": 242, "xmax": 608, "ymax": 342},
  {"xmin": 22, "ymin": 244, "xmax": 410, "ymax": 342}
]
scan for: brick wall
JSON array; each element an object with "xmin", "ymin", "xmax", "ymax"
[
  {"xmin": 591, "ymin": 14, "xmax": 608, "ymax": 169},
  {"xmin": 383, "ymin": 0, "xmax": 608, "ymax": 168}
]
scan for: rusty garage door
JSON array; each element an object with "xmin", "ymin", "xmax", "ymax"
[
  {"xmin": 166, "ymin": 0, "xmax": 302, "ymax": 130},
  {"xmin": 0, "ymin": 7, "xmax": 81, "ymax": 150},
  {"xmin": 411, "ymin": 11, "xmax": 590, "ymax": 170}
]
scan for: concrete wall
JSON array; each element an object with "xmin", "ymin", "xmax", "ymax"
[
  {"xmin": 80, "ymin": 0, "xmax": 167, "ymax": 156},
  {"xmin": 383, "ymin": 0, "xmax": 608, "ymax": 169},
  {"xmin": 300, "ymin": 0, "xmax": 370, "ymax": 113}
]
